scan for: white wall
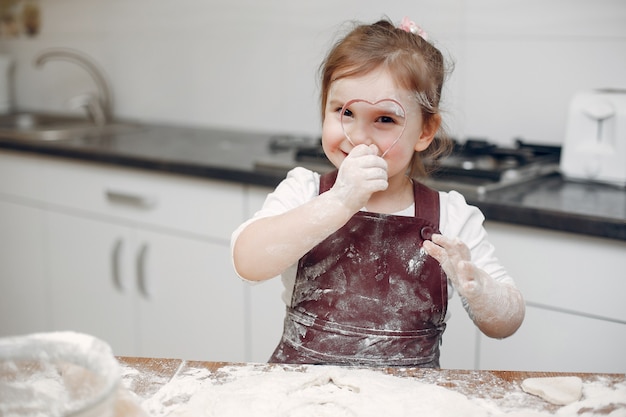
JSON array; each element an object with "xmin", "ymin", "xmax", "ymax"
[{"xmin": 1, "ymin": 0, "xmax": 625, "ymax": 146}]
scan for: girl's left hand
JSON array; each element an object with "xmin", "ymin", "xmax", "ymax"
[
  {"xmin": 423, "ymin": 233, "xmax": 526, "ymax": 339},
  {"xmin": 422, "ymin": 234, "xmax": 485, "ymax": 299}
]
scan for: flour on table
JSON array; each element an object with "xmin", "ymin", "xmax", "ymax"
[
  {"xmin": 522, "ymin": 376, "xmax": 583, "ymax": 405},
  {"xmin": 554, "ymin": 378, "xmax": 626, "ymax": 417},
  {"xmin": 125, "ymin": 363, "xmax": 626, "ymax": 417},
  {"xmin": 166, "ymin": 365, "xmax": 498, "ymax": 417},
  {"xmin": 138, "ymin": 365, "xmax": 213, "ymax": 417}
]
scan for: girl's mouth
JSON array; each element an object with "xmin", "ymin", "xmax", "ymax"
[{"xmin": 338, "ymin": 147, "xmax": 350, "ymax": 157}]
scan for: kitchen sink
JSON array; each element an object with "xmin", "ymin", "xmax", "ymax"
[{"xmin": 0, "ymin": 112, "xmax": 141, "ymax": 141}]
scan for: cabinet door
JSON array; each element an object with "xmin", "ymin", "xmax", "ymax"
[
  {"xmin": 45, "ymin": 211, "xmax": 136, "ymax": 355},
  {"xmin": 135, "ymin": 229, "xmax": 246, "ymax": 362},
  {"xmin": 479, "ymin": 305, "xmax": 626, "ymax": 373},
  {"xmin": 0, "ymin": 200, "xmax": 48, "ymax": 336},
  {"xmin": 483, "ymin": 221, "xmax": 626, "ymax": 372},
  {"xmin": 485, "ymin": 222, "xmax": 626, "ymax": 324},
  {"xmin": 440, "ymin": 293, "xmax": 479, "ymax": 370}
]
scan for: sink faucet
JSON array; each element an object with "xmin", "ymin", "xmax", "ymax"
[{"xmin": 34, "ymin": 48, "xmax": 113, "ymax": 126}]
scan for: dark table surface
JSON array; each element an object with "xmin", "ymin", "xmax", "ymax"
[{"xmin": 1, "ymin": 122, "xmax": 624, "ymax": 241}]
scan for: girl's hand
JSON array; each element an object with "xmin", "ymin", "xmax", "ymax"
[
  {"xmin": 423, "ymin": 233, "xmax": 525, "ymax": 339},
  {"xmin": 331, "ymin": 144, "xmax": 388, "ymax": 213},
  {"xmin": 234, "ymin": 144, "xmax": 387, "ymax": 283},
  {"xmin": 422, "ymin": 234, "xmax": 484, "ymax": 299}
]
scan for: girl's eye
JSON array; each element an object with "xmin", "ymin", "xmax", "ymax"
[
  {"xmin": 339, "ymin": 108, "xmax": 353, "ymax": 117},
  {"xmin": 377, "ymin": 115, "xmax": 396, "ymax": 124}
]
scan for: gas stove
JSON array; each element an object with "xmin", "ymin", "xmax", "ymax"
[
  {"xmin": 254, "ymin": 136, "xmax": 561, "ymax": 197},
  {"xmin": 421, "ymin": 138, "xmax": 561, "ymax": 196}
]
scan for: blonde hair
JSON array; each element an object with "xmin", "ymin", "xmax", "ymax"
[{"xmin": 319, "ymin": 19, "xmax": 452, "ymax": 178}]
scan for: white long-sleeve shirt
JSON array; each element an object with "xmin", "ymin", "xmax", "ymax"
[{"xmin": 231, "ymin": 167, "xmax": 515, "ymax": 317}]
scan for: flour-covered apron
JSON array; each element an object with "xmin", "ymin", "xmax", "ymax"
[{"xmin": 269, "ymin": 170, "xmax": 447, "ymax": 367}]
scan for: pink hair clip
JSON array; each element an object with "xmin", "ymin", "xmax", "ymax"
[{"xmin": 399, "ymin": 16, "xmax": 428, "ymax": 41}]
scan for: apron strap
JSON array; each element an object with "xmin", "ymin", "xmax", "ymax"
[
  {"xmin": 319, "ymin": 170, "xmax": 338, "ymax": 194},
  {"xmin": 413, "ymin": 181, "xmax": 440, "ymax": 230}
]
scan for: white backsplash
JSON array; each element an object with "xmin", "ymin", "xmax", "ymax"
[{"xmin": 1, "ymin": 0, "xmax": 625, "ymax": 145}]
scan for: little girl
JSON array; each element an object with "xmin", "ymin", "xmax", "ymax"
[{"xmin": 231, "ymin": 17, "xmax": 524, "ymax": 368}]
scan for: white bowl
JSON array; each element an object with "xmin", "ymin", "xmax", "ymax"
[{"xmin": 0, "ymin": 331, "xmax": 120, "ymax": 417}]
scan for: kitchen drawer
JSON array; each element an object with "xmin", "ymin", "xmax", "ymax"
[
  {"xmin": 40, "ymin": 156, "xmax": 244, "ymax": 240},
  {"xmin": 485, "ymin": 221, "xmax": 626, "ymax": 323},
  {"xmin": 0, "ymin": 150, "xmax": 47, "ymax": 202}
]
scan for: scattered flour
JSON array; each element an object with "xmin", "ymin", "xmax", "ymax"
[
  {"xmin": 167, "ymin": 365, "xmax": 495, "ymax": 417},
  {"xmin": 120, "ymin": 363, "xmax": 626, "ymax": 417}
]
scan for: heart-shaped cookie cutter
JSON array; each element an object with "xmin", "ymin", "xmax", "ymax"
[{"xmin": 340, "ymin": 98, "xmax": 407, "ymax": 158}]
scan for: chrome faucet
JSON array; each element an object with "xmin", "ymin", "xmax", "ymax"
[{"xmin": 34, "ymin": 48, "xmax": 113, "ymax": 126}]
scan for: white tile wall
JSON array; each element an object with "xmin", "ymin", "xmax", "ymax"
[{"xmin": 1, "ymin": 0, "xmax": 624, "ymax": 145}]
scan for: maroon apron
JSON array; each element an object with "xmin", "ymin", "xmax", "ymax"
[{"xmin": 269, "ymin": 170, "xmax": 447, "ymax": 367}]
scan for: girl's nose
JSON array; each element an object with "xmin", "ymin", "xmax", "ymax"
[{"xmin": 343, "ymin": 119, "xmax": 374, "ymax": 147}]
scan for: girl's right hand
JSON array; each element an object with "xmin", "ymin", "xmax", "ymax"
[{"xmin": 332, "ymin": 144, "xmax": 388, "ymax": 212}]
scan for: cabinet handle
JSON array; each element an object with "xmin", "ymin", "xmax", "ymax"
[
  {"xmin": 136, "ymin": 243, "xmax": 151, "ymax": 299},
  {"xmin": 111, "ymin": 238, "xmax": 125, "ymax": 292},
  {"xmin": 105, "ymin": 189, "xmax": 157, "ymax": 209}
]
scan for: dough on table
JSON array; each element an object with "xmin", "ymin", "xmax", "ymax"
[{"xmin": 521, "ymin": 376, "xmax": 583, "ymax": 405}]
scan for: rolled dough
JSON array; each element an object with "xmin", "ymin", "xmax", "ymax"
[{"xmin": 521, "ymin": 376, "xmax": 583, "ymax": 405}]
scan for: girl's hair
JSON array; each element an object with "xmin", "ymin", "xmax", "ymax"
[{"xmin": 319, "ymin": 18, "xmax": 453, "ymax": 178}]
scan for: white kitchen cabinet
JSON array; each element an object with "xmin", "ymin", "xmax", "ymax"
[
  {"xmin": 0, "ymin": 149, "xmax": 247, "ymax": 362},
  {"xmin": 479, "ymin": 304, "xmax": 626, "ymax": 373},
  {"xmin": 135, "ymin": 227, "xmax": 245, "ymax": 361},
  {"xmin": 45, "ymin": 211, "xmax": 135, "ymax": 354},
  {"xmin": 46, "ymin": 211, "xmax": 246, "ymax": 361},
  {"xmin": 0, "ymin": 149, "xmax": 46, "ymax": 201},
  {"xmin": 0, "ymin": 200, "xmax": 48, "ymax": 337},
  {"xmin": 0, "ymin": 150, "xmax": 49, "ymax": 337},
  {"xmin": 482, "ymin": 221, "xmax": 626, "ymax": 373},
  {"xmin": 440, "ymin": 292, "xmax": 479, "ymax": 370}
]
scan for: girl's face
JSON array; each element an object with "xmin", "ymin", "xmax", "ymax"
[{"xmin": 321, "ymin": 67, "xmax": 435, "ymax": 178}]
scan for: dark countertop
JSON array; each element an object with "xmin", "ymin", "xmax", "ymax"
[
  {"xmin": 467, "ymin": 175, "xmax": 626, "ymax": 241},
  {"xmin": 1, "ymin": 122, "xmax": 625, "ymax": 242}
]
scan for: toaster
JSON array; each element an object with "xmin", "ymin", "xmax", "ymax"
[{"xmin": 560, "ymin": 89, "xmax": 626, "ymax": 187}]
